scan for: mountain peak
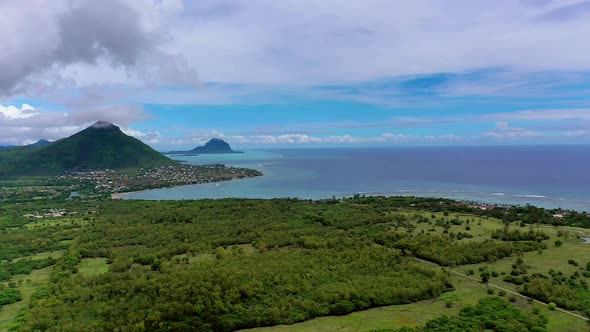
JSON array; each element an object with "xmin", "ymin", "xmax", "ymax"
[
  {"xmin": 206, "ymin": 138, "xmax": 227, "ymax": 144},
  {"xmin": 166, "ymin": 137, "xmax": 243, "ymax": 155},
  {"xmin": 90, "ymin": 121, "xmax": 118, "ymax": 130},
  {"xmin": 30, "ymin": 139, "xmax": 51, "ymax": 147}
]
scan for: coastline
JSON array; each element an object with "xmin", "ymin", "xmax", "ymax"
[
  {"xmin": 113, "ymin": 181, "xmax": 590, "ymax": 214},
  {"xmin": 112, "ymin": 147, "xmax": 590, "ymax": 212},
  {"xmin": 111, "ymin": 174, "xmax": 261, "ymax": 200},
  {"xmin": 113, "ymin": 173, "xmax": 590, "ymax": 212}
]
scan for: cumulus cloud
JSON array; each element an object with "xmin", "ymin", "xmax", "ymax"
[
  {"xmin": 0, "ymin": 0, "xmax": 195, "ymax": 95},
  {"xmin": 483, "ymin": 121, "xmax": 543, "ymax": 139},
  {"xmin": 0, "ymin": 103, "xmax": 151, "ymax": 145},
  {"xmin": 150, "ymin": 129, "xmax": 467, "ymax": 150},
  {"xmin": 0, "ymin": 104, "xmax": 39, "ymax": 119}
]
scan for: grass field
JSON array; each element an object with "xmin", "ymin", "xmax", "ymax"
[
  {"xmin": 77, "ymin": 258, "xmax": 109, "ymax": 276},
  {"xmin": 0, "ymin": 267, "xmax": 52, "ymax": 332},
  {"xmin": 10, "ymin": 250, "xmax": 64, "ymax": 263},
  {"xmin": 0, "ymin": 249, "xmax": 64, "ymax": 331}
]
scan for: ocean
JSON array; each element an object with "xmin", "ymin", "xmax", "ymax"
[{"xmin": 119, "ymin": 145, "xmax": 590, "ymax": 211}]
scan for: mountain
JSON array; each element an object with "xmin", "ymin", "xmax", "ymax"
[
  {"xmin": 29, "ymin": 139, "xmax": 52, "ymax": 147},
  {"xmin": 166, "ymin": 138, "xmax": 243, "ymax": 155},
  {"xmin": 0, "ymin": 121, "xmax": 178, "ymax": 175},
  {"xmin": 0, "ymin": 139, "xmax": 52, "ymax": 151}
]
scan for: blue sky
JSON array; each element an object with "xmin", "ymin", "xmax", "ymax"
[{"xmin": 1, "ymin": 1, "xmax": 590, "ymax": 149}]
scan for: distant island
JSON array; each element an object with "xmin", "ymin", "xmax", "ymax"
[{"xmin": 166, "ymin": 138, "xmax": 243, "ymax": 155}]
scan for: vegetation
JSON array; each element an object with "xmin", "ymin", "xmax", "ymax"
[
  {"xmin": 1, "ymin": 195, "xmax": 590, "ymax": 331},
  {"xmin": 522, "ymin": 273, "xmax": 590, "ymax": 317},
  {"xmin": 391, "ymin": 235, "xmax": 514, "ymax": 266},
  {"xmin": 0, "ymin": 257, "xmax": 57, "ymax": 281},
  {"xmin": 0, "ymin": 285, "xmax": 22, "ymax": 306},
  {"xmin": 0, "ymin": 121, "xmax": 177, "ymax": 176},
  {"xmin": 395, "ymin": 297, "xmax": 547, "ymax": 332}
]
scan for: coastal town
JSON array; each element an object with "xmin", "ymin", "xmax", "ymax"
[{"xmin": 52, "ymin": 164, "xmax": 263, "ymax": 195}]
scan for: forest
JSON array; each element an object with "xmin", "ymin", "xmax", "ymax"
[{"xmin": 1, "ymin": 196, "xmax": 590, "ymax": 331}]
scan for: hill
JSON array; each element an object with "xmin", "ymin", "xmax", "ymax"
[
  {"xmin": 0, "ymin": 121, "xmax": 177, "ymax": 175},
  {"xmin": 0, "ymin": 139, "xmax": 52, "ymax": 151},
  {"xmin": 167, "ymin": 138, "xmax": 243, "ymax": 155}
]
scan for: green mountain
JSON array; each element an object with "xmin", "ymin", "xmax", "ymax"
[
  {"xmin": 0, "ymin": 121, "xmax": 177, "ymax": 175},
  {"xmin": 167, "ymin": 138, "xmax": 243, "ymax": 155}
]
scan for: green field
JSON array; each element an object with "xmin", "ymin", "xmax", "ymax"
[
  {"xmin": 0, "ymin": 267, "xmax": 52, "ymax": 332},
  {"xmin": 9, "ymin": 250, "xmax": 63, "ymax": 263},
  {"xmin": 77, "ymin": 258, "xmax": 109, "ymax": 276}
]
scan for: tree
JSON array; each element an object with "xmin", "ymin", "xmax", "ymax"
[{"xmin": 554, "ymin": 240, "xmax": 563, "ymax": 247}]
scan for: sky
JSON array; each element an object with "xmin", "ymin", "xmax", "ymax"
[{"xmin": 2, "ymin": 0, "xmax": 590, "ymax": 149}]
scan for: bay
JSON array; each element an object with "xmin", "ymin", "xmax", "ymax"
[{"xmin": 119, "ymin": 146, "xmax": 590, "ymax": 211}]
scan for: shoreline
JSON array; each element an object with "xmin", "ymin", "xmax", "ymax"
[
  {"xmin": 111, "ymin": 174, "xmax": 260, "ymax": 200},
  {"xmin": 113, "ymin": 182, "xmax": 590, "ymax": 213}
]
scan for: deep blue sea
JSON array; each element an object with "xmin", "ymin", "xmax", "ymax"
[{"xmin": 120, "ymin": 146, "xmax": 590, "ymax": 211}]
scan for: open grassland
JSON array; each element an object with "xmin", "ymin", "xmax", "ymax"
[
  {"xmin": 10, "ymin": 250, "xmax": 63, "ymax": 264},
  {"xmin": 0, "ymin": 267, "xmax": 52, "ymax": 332},
  {"xmin": 77, "ymin": 258, "xmax": 109, "ymax": 277}
]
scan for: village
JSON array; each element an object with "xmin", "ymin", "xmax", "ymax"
[
  {"xmin": 23, "ymin": 208, "xmax": 77, "ymax": 219},
  {"xmin": 52, "ymin": 164, "xmax": 262, "ymax": 194}
]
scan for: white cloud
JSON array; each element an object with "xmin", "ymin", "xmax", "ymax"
[
  {"xmin": 483, "ymin": 121, "xmax": 543, "ymax": 139},
  {"xmin": 4, "ymin": 0, "xmax": 590, "ymax": 96},
  {"xmin": 151, "ymin": 130, "xmax": 467, "ymax": 150},
  {"xmin": 0, "ymin": 104, "xmax": 38, "ymax": 119},
  {"xmin": 0, "ymin": 0, "xmax": 195, "ymax": 95},
  {"xmin": 121, "ymin": 128, "xmax": 162, "ymax": 144},
  {"xmin": 563, "ymin": 130, "xmax": 590, "ymax": 137},
  {"xmin": 0, "ymin": 103, "xmax": 151, "ymax": 145},
  {"xmin": 485, "ymin": 108, "xmax": 590, "ymax": 121},
  {"xmin": 171, "ymin": 0, "xmax": 590, "ymax": 86}
]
